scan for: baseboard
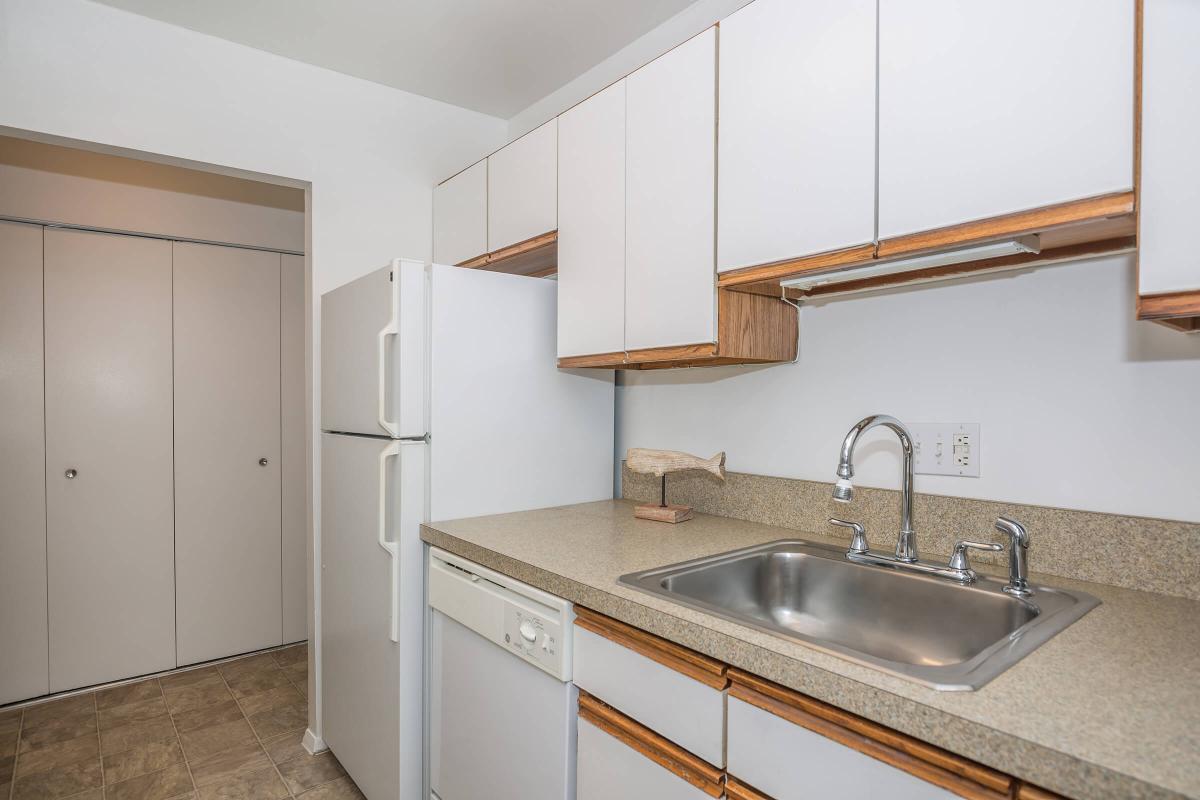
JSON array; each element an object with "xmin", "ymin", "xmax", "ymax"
[{"xmin": 302, "ymin": 728, "xmax": 327, "ymax": 755}]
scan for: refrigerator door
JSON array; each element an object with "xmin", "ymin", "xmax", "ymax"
[
  {"xmin": 321, "ymin": 259, "xmax": 427, "ymax": 438},
  {"xmin": 427, "ymin": 265, "xmax": 615, "ymax": 521},
  {"xmin": 321, "ymin": 433, "xmax": 426, "ymax": 800}
]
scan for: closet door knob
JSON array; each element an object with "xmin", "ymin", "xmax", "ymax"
[
  {"xmin": 258, "ymin": 458, "xmax": 269, "ymax": 467},
  {"xmin": 65, "ymin": 468, "xmax": 78, "ymax": 479}
]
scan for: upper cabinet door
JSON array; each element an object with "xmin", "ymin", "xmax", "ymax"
[
  {"xmin": 434, "ymin": 159, "xmax": 487, "ymax": 265},
  {"xmin": 878, "ymin": 0, "xmax": 1135, "ymax": 239},
  {"xmin": 558, "ymin": 80, "xmax": 626, "ymax": 358},
  {"xmin": 1140, "ymin": 0, "xmax": 1200, "ymax": 296},
  {"xmin": 718, "ymin": 0, "xmax": 876, "ymax": 272},
  {"xmin": 488, "ymin": 119, "xmax": 558, "ymax": 252},
  {"xmin": 625, "ymin": 28, "xmax": 717, "ymax": 352}
]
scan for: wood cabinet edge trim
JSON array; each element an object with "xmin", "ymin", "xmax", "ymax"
[
  {"xmin": 574, "ymin": 607, "xmax": 729, "ymax": 689},
  {"xmin": 578, "ymin": 691, "xmax": 724, "ymax": 796},
  {"xmin": 727, "ymin": 672, "xmax": 1013, "ymax": 797},
  {"xmin": 724, "ymin": 776, "xmax": 773, "ymax": 800},
  {"xmin": 457, "ymin": 229, "xmax": 557, "ymax": 269},
  {"xmin": 718, "ymin": 243, "xmax": 877, "ymax": 287},
  {"xmin": 1016, "ymin": 783, "xmax": 1071, "ymax": 800},
  {"xmin": 1137, "ymin": 289, "xmax": 1200, "ymax": 320}
]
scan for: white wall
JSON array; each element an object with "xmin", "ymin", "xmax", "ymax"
[
  {"xmin": 0, "ymin": 0, "xmax": 507, "ymax": 742},
  {"xmin": 0, "ymin": 135, "xmax": 305, "ymax": 251},
  {"xmin": 617, "ymin": 254, "xmax": 1200, "ymax": 523},
  {"xmin": 506, "ymin": 0, "xmax": 750, "ymax": 140}
]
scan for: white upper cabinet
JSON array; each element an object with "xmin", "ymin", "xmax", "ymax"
[
  {"xmin": 488, "ymin": 119, "xmax": 558, "ymax": 252},
  {"xmin": 433, "ymin": 159, "xmax": 487, "ymax": 265},
  {"xmin": 718, "ymin": 0, "xmax": 876, "ymax": 272},
  {"xmin": 1140, "ymin": 0, "xmax": 1200, "ymax": 296},
  {"xmin": 557, "ymin": 80, "xmax": 626, "ymax": 358},
  {"xmin": 625, "ymin": 28, "xmax": 717, "ymax": 352},
  {"xmin": 878, "ymin": 0, "xmax": 1135, "ymax": 239}
]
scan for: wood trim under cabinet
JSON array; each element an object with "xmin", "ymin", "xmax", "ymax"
[
  {"xmin": 579, "ymin": 691, "xmax": 724, "ymax": 798},
  {"xmin": 724, "ymin": 776, "xmax": 774, "ymax": 800},
  {"xmin": 574, "ymin": 607, "xmax": 728, "ymax": 690},
  {"xmin": 1137, "ymin": 290, "xmax": 1200, "ymax": 324},
  {"xmin": 1016, "ymin": 784, "xmax": 1070, "ymax": 800},
  {"xmin": 727, "ymin": 670, "xmax": 1014, "ymax": 800},
  {"xmin": 718, "ymin": 242, "xmax": 877, "ymax": 288},
  {"xmin": 457, "ymin": 229, "xmax": 557, "ymax": 275}
]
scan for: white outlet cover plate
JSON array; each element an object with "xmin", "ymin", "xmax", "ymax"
[{"xmin": 910, "ymin": 422, "xmax": 981, "ymax": 477}]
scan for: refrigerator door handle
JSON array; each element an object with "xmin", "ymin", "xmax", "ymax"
[
  {"xmin": 376, "ymin": 268, "xmax": 401, "ymax": 437},
  {"xmin": 378, "ymin": 441, "xmax": 402, "ymax": 642}
]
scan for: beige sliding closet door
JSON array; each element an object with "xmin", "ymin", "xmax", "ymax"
[
  {"xmin": 0, "ymin": 221, "xmax": 49, "ymax": 703},
  {"xmin": 44, "ymin": 228, "xmax": 176, "ymax": 692},
  {"xmin": 174, "ymin": 242, "xmax": 283, "ymax": 665},
  {"xmin": 280, "ymin": 253, "xmax": 307, "ymax": 644}
]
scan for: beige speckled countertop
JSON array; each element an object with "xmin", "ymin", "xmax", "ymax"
[{"xmin": 421, "ymin": 500, "xmax": 1200, "ymax": 800}]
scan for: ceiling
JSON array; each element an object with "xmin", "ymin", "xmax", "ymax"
[{"xmin": 93, "ymin": 0, "xmax": 704, "ymax": 118}]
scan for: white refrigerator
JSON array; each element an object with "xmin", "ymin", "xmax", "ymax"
[{"xmin": 319, "ymin": 259, "xmax": 613, "ymax": 800}]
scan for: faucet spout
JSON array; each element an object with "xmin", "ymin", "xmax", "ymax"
[{"xmin": 834, "ymin": 414, "xmax": 917, "ymax": 562}]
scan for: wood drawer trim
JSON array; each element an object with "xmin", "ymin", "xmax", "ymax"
[
  {"xmin": 728, "ymin": 670, "xmax": 1013, "ymax": 799},
  {"xmin": 574, "ymin": 607, "xmax": 729, "ymax": 690},
  {"xmin": 724, "ymin": 776, "xmax": 773, "ymax": 800},
  {"xmin": 1016, "ymin": 784, "xmax": 1069, "ymax": 800},
  {"xmin": 579, "ymin": 691, "xmax": 724, "ymax": 798}
]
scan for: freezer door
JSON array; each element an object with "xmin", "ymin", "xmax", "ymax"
[
  {"xmin": 321, "ymin": 259, "xmax": 427, "ymax": 438},
  {"xmin": 321, "ymin": 433, "xmax": 427, "ymax": 800}
]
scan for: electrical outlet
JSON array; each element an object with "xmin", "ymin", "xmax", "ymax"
[{"xmin": 910, "ymin": 423, "xmax": 980, "ymax": 477}]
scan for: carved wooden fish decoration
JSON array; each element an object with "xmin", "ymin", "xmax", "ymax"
[{"xmin": 626, "ymin": 448, "xmax": 726, "ymax": 480}]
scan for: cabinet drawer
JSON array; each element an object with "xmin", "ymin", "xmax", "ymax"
[
  {"xmin": 572, "ymin": 608, "xmax": 726, "ymax": 766},
  {"xmin": 727, "ymin": 671, "xmax": 1013, "ymax": 800},
  {"xmin": 578, "ymin": 692, "xmax": 722, "ymax": 800}
]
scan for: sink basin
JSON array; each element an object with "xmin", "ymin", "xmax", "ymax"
[{"xmin": 619, "ymin": 539, "xmax": 1099, "ymax": 690}]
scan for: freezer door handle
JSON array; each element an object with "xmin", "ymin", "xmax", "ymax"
[
  {"xmin": 378, "ymin": 441, "xmax": 402, "ymax": 642},
  {"xmin": 376, "ymin": 267, "xmax": 401, "ymax": 437}
]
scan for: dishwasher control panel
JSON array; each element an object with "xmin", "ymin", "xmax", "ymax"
[{"xmin": 504, "ymin": 603, "xmax": 565, "ymax": 676}]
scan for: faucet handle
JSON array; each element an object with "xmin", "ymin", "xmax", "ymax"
[
  {"xmin": 948, "ymin": 539, "xmax": 1003, "ymax": 575},
  {"xmin": 829, "ymin": 518, "xmax": 868, "ymax": 554}
]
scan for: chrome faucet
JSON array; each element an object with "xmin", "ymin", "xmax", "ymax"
[
  {"xmin": 995, "ymin": 517, "xmax": 1032, "ymax": 596},
  {"xmin": 833, "ymin": 414, "xmax": 917, "ymax": 561}
]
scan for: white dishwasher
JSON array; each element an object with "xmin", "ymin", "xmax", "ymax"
[{"xmin": 427, "ymin": 548, "xmax": 576, "ymax": 800}]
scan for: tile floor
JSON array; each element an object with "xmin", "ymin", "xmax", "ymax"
[{"xmin": 0, "ymin": 644, "xmax": 364, "ymax": 799}]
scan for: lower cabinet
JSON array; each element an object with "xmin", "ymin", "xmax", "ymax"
[{"xmin": 578, "ymin": 693, "xmax": 723, "ymax": 800}]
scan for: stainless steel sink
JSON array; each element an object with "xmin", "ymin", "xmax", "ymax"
[{"xmin": 619, "ymin": 539, "xmax": 1100, "ymax": 690}]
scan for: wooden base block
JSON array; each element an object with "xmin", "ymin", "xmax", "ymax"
[{"xmin": 634, "ymin": 504, "xmax": 693, "ymax": 523}]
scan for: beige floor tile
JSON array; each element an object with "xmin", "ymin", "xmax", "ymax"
[
  {"xmin": 96, "ymin": 679, "xmax": 163, "ymax": 711},
  {"xmin": 0, "ymin": 781, "xmax": 8, "ymax": 799},
  {"xmin": 14, "ymin": 732, "xmax": 98, "ymax": 777},
  {"xmin": 261, "ymin": 730, "xmax": 308, "ymax": 765},
  {"xmin": 237, "ymin": 685, "xmax": 303, "ymax": 718},
  {"xmin": 18, "ymin": 705, "xmax": 96, "ymax": 752},
  {"xmin": 223, "ymin": 669, "xmax": 292, "ymax": 700},
  {"xmin": 277, "ymin": 751, "xmax": 346, "ymax": 795},
  {"xmin": 0, "ymin": 709, "xmax": 21, "ymax": 736},
  {"xmin": 104, "ymin": 762, "xmax": 193, "ymax": 800},
  {"xmin": 172, "ymin": 700, "xmax": 243, "ymax": 734},
  {"xmin": 1, "ymin": 728, "xmax": 18, "ymax": 755},
  {"xmin": 178, "ymin": 718, "xmax": 257, "ymax": 763},
  {"xmin": 12, "ymin": 756, "xmax": 102, "ymax": 799},
  {"xmin": 163, "ymin": 674, "xmax": 235, "ymax": 716},
  {"xmin": 59, "ymin": 788, "xmax": 104, "ymax": 800},
  {"xmin": 102, "ymin": 737, "xmax": 184, "ymax": 784},
  {"xmin": 22, "ymin": 694, "xmax": 93, "ymax": 728},
  {"xmin": 216, "ymin": 654, "xmax": 278, "ymax": 680},
  {"xmin": 272, "ymin": 644, "xmax": 307, "ymax": 667},
  {"xmin": 248, "ymin": 702, "xmax": 308, "ymax": 741},
  {"xmin": 295, "ymin": 775, "xmax": 365, "ymax": 799},
  {"xmin": 293, "ymin": 679, "xmax": 309, "ymax": 699},
  {"xmin": 188, "ymin": 740, "xmax": 270, "ymax": 788},
  {"xmin": 160, "ymin": 666, "xmax": 220, "ymax": 692},
  {"xmin": 100, "ymin": 713, "xmax": 177, "ymax": 756},
  {"xmin": 282, "ymin": 661, "xmax": 308, "ymax": 686},
  {"xmin": 1, "ymin": 753, "xmax": 13, "ymax": 785},
  {"xmin": 99, "ymin": 696, "xmax": 169, "ymax": 730},
  {"xmin": 194, "ymin": 764, "xmax": 288, "ymax": 799}
]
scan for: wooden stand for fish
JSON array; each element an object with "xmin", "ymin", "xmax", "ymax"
[{"xmin": 626, "ymin": 448, "xmax": 726, "ymax": 524}]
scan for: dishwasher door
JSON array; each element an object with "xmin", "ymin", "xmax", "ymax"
[{"xmin": 428, "ymin": 549, "xmax": 576, "ymax": 800}]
